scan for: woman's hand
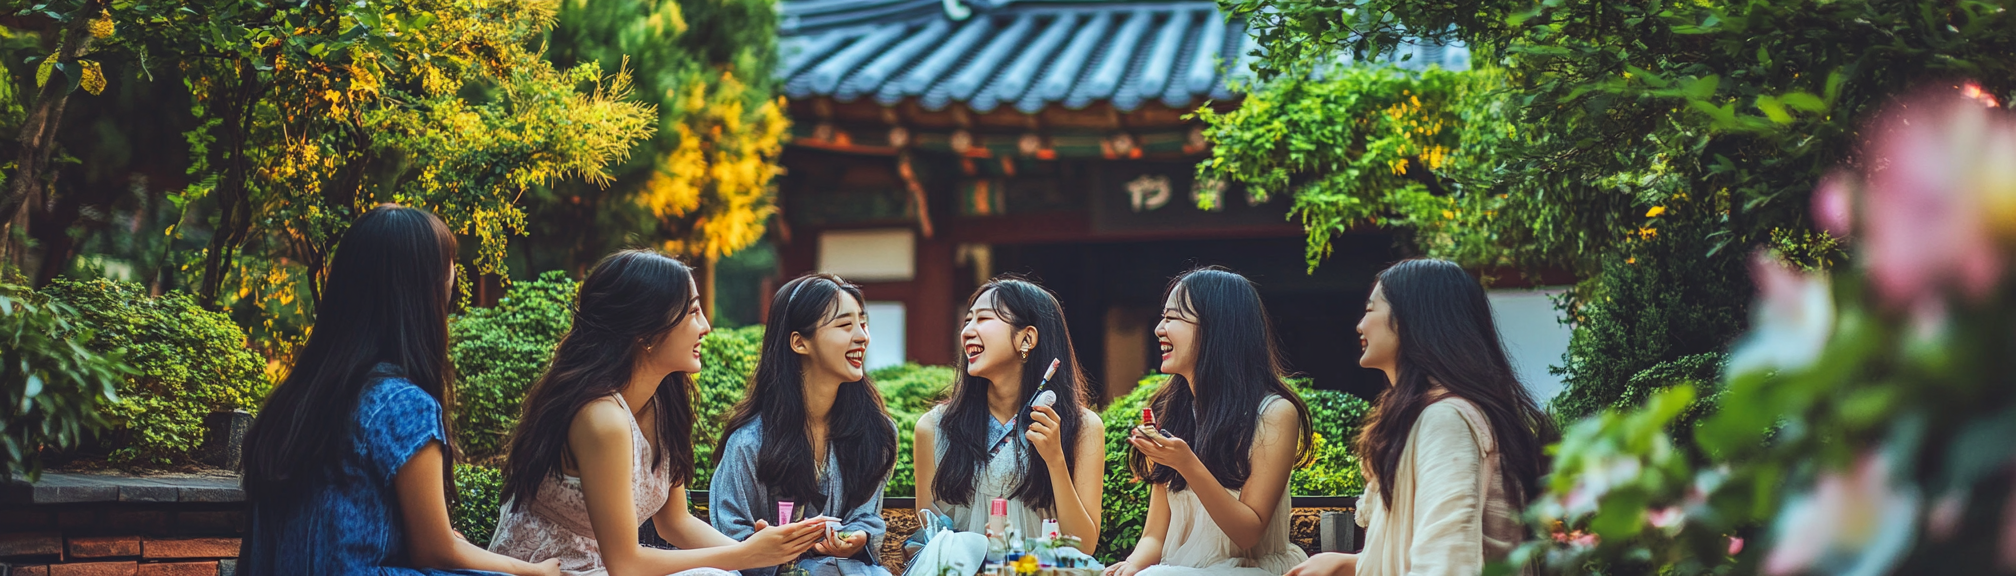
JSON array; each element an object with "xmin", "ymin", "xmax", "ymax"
[
  {"xmin": 737, "ymin": 518, "xmax": 828, "ymax": 567},
  {"xmin": 528, "ymin": 558, "xmax": 562, "ymax": 576},
  {"xmin": 1128, "ymin": 429, "xmax": 1201, "ymax": 475},
  {"xmin": 1102, "ymin": 560, "xmax": 1144, "ymax": 576},
  {"xmin": 1026, "ymin": 405, "xmax": 1068, "ymax": 465},
  {"xmin": 812, "ymin": 529, "xmax": 870, "ymax": 559},
  {"xmin": 1284, "ymin": 552, "xmax": 1357, "ymax": 576}
]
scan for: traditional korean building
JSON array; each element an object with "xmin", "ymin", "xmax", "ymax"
[{"xmin": 768, "ymin": 0, "xmax": 1478, "ymax": 401}]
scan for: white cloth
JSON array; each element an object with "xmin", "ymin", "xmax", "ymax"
[
  {"xmin": 1137, "ymin": 396, "xmax": 1309, "ymax": 576},
  {"xmin": 906, "ymin": 530, "xmax": 990, "ymax": 576},
  {"xmin": 1353, "ymin": 397, "xmax": 1524, "ymax": 576}
]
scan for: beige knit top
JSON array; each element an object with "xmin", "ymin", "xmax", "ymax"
[{"xmin": 1354, "ymin": 396, "xmax": 1525, "ymax": 576}]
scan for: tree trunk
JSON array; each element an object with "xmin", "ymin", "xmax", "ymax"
[
  {"xmin": 0, "ymin": 3, "xmax": 103, "ymax": 262},
  {"xmin": 196, "ymin": 64, "xmax": 263, "ymax": 307},
  {"xmin": 696, "ymin": 252, "xmax": 717, "ymax": 321}
]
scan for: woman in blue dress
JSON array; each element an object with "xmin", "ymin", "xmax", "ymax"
[
  {"xmin": 710, "ymin": 274, "xmax": 899, "ymax": 576},
  {"xmin": 239, "ymin": 204, "xmax": 559, "ymax": 576}
]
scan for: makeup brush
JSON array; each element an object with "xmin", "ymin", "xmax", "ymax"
[{"xmin": 1026, "ymin": 358, "xmax": 1063, "ymax": 410}]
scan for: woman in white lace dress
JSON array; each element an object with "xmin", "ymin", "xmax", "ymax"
[
  {"xmin": 1106, "ymin": 267, "xmax": 1315, "ymax": 576},
  {"xmin": 489, "ymin": 251, "xmax": 831, "ymax": 576}
]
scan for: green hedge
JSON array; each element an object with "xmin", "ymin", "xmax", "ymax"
[
  {"xmin": 449, "ymin": 271, "xmax": 578, "ymax": 463},
  {"xmin": 38, "ymin": 279, "xmax": 267, "ymax": 465},
  {"xmin": 452, "ymin": 463, "xmax": 505, "ymax": 547},
  {"xmin": 1094, "ymin": 374, "xmax": 1370, "ymax": 562}
]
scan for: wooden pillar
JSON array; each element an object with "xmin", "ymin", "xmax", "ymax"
[{"xmin": 908, "ymin": 235, "xmax": 957, "ymax": 366}]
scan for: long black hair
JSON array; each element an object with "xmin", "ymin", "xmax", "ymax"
[
  {"xmin": 499, "ymin": 250, "xmax": 700, "ymax": 511},
  {"xmin": 719, "ymin": 273, "xmax": 898, "ymax": 511},
  {"xmin": 1354, "ymin": 259, "xmax": 1558, "ymax": 507},
  {"xmin": 243, "ymin": 204, "xmax": 459, "ymax": 501},
  {"xmin": 933, "ymin": 276, "xmax": 1088, "ymax": 511},
  {"xmin": 1129, "ymin": 267, "xmax": 1313, "ymax": 492}
]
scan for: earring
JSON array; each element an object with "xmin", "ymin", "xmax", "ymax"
[{"xmin": 1020, "ymin": 345, "xmax": 1031, "ymax": 360}]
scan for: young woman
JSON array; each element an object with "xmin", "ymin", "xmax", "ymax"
[
  {"xmin": 488, "ymin": 250, "xmax": 830, "ymax": 576},
  {"xmin": 912, "ymin": 277, "xmax": 1107, "ymax": 555},
  {"xmin": 239, "ymin": 204, "xmax": 559, "ymax": 576},
  {"xmin": 711, "ymin": 274, "xmax": 900, "ymax": 576},
  {"xmin": 1107, "ymin": 267, "xmax": 1315, "ymax": 576},
  {"xmin": 1286, "ymin": 259, "xmax": 1557, "ymax": 576}
]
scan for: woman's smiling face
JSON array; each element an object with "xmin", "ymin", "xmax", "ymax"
[
  {"xmin": 960, "ymin": 289, "xmax": 1029, "ymax": 384},
  {"xmin": 646, "ymin": 296, "xmax": 711, "ymax": 375},
  {"xmin": 1358, "ymin": 282, "xmax": 1399, "ymax": 380},
  {"xmin": 797, "ymin": 294, "xmax": 871, "ymax": 383},
  {"xmin": 1155, "ymin": 287, "xmax": 1200, "ymax": 381}
]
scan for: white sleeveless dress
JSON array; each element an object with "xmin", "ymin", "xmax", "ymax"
[
  {"xmin": 1137, "ymin": 395, "xmax": 1308, "ymax": 576},
  {"xmin": 489, "ymin": 394, "xmax": 733, "ymax": 576}
]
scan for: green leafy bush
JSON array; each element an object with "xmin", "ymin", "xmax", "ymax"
[
  {"xmin": 1, "ymin": 281, "xmax": 131, "ymax": 480},
  {"xmin": 871, "ymin": 363, "xmax": 954, "ymax": 497},
  {"xmin": 691, "ymin": 325, "xmax": 764, "ymax": 490},
  {"xmin": 449, "ymin": 271, "xmax": 579, "ymax": 463},
  {"xmin": 38, "ymin": 279, "xmax": 266, "ymax": 465},
  {"xmin": 451, "ymin": 463, "xmax": 505, "ymax": 547},
  {"xmin": 1095, "ymin": 374, "xmax": 1370, "ymax": 562}
]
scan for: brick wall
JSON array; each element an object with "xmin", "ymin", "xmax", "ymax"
[{"xmin": 0, "ymin": 505, "xmax": 242, "ymax": 576}]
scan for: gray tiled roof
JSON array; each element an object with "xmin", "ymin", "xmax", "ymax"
[{"xmin": 778, "ymin": 0, "xmax": 1471, "ymax": 113}]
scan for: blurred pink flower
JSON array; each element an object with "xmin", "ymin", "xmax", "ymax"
[
  {"xmin": 2003, "ymin": 479, "xmax": 2016, "ymax": 570},
  {"xmin": 1859, "ymin": 88, "xmax": 2010, "ymax": 310},
  {"xmin": 1729, "ymin": 537, "xmax": 1745, "ymax": 557},
  {"xmin": 1764, "ymin": 450, "xmax": 1920, "ymax": 576},
  {"xmin": 1728, "ymin": 253, "xmax": 1833, "ymax": 377},
  {"xmin": 1812, "ymin": 171, "xmax": 1855, "ymax": 237},
  {"xmin": 1648, "ymin": 507, "xmax": 1682, "ymax": 528}
]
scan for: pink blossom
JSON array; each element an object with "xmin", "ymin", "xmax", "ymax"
[
  {"xmin": 1763, "ymin": 450, "xmax": 1920, "ymax": 576},
  {"xmin": 1649, "ymin": 506, "xmax": 1685, "ymax": 529},
  {"xmin": 1728, "ymin": 253, "xmax": 1833, "ymax": 377},
  {"xmin": 1812, "ymin": 171, "xmax": 1855, "ymax": 237},
  {"xmin": 2003, "ymin": 479, "xmax": 2016, "ymax": 570},
  {"xmin": 1859, "ymin": 87, "xmax": 2009, "ymax": 310},
  {"xmin": 1729, "ymin": 537, "xmax": 1745, "ymax": 556}
]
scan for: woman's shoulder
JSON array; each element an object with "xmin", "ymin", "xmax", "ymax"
[
  {"xmin": 1415, "ymin": 396, "xmax": 1494, "ymax": 449},
  {"xmin": 723, "ymin": 417, "xmax": 766, "ymax": 446},
  {"xmin": 358, "ymin": 375, "xmax": 438, "ymax": 423}
]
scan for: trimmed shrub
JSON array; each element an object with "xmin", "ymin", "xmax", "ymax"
[
  {"xmin": 1094, "ymin": 374, "xmax": 1371, "ymax": 562},
  {"xmin": 871, "ymin": 362, "xmax": 955, "ymax": 497},
  {"xmin": 39, "ymin": 279, "xmax": 266, "ymax": 464},
  {"xmin": 452, "ymin": 463, "xmax": 505, "ymax": 547},
  {"xmin": 449, "ymin": 271, "xmax": 578, "ymax": 463},
  {"xmin": 691, "ymin": 325, "xmax": 764, "ymax": 490}
]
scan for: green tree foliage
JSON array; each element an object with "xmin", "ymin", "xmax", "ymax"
[
  {"xmin": 1203, "ymin": 0, "xmax": 2016, "ymax": 419},
  {"xmin": 3, "ymin": 0, "xmax": 655, "ymax": 314},
  {"xmin": 525, "ymin": 0, "xmax": 788, "ymax": 305},
  {"xmin": 0, "ymin": 279, "xmax": 130, "ymax": 480},
  {"xmin": 38, "ymin": 278, "xmax": 265, "ymax": 464},
  {"xmin": 449, "ymin": 270, "xmax": 578, "ymax": 463}
]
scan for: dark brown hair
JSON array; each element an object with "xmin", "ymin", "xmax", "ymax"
[
  {"xmin": 1354, "ymin": 259, "xmax": 1558, "ymax": 507},
  {"xmin": 1128, "ymin": 267, "xmax": 1314, "ymax": 492},
  {"xmin": 933, "ymin": 276, "xmax": 1089, "ymax": 510},
  {"xmin": 243, "ymin": 204, "xmax": 460, "ymax": 501},
  {"xmin": 499, "ymin": 250, "xmax": 701, "ymax": 510}
]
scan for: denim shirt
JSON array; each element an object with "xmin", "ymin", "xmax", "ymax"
[
  {"xmin": 709, "ymin": 417, "xmax": 893, "ymax": 576},
  {"xmin": 240, "ymin": 364, "xmax": 504, "ymax": 576}
]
